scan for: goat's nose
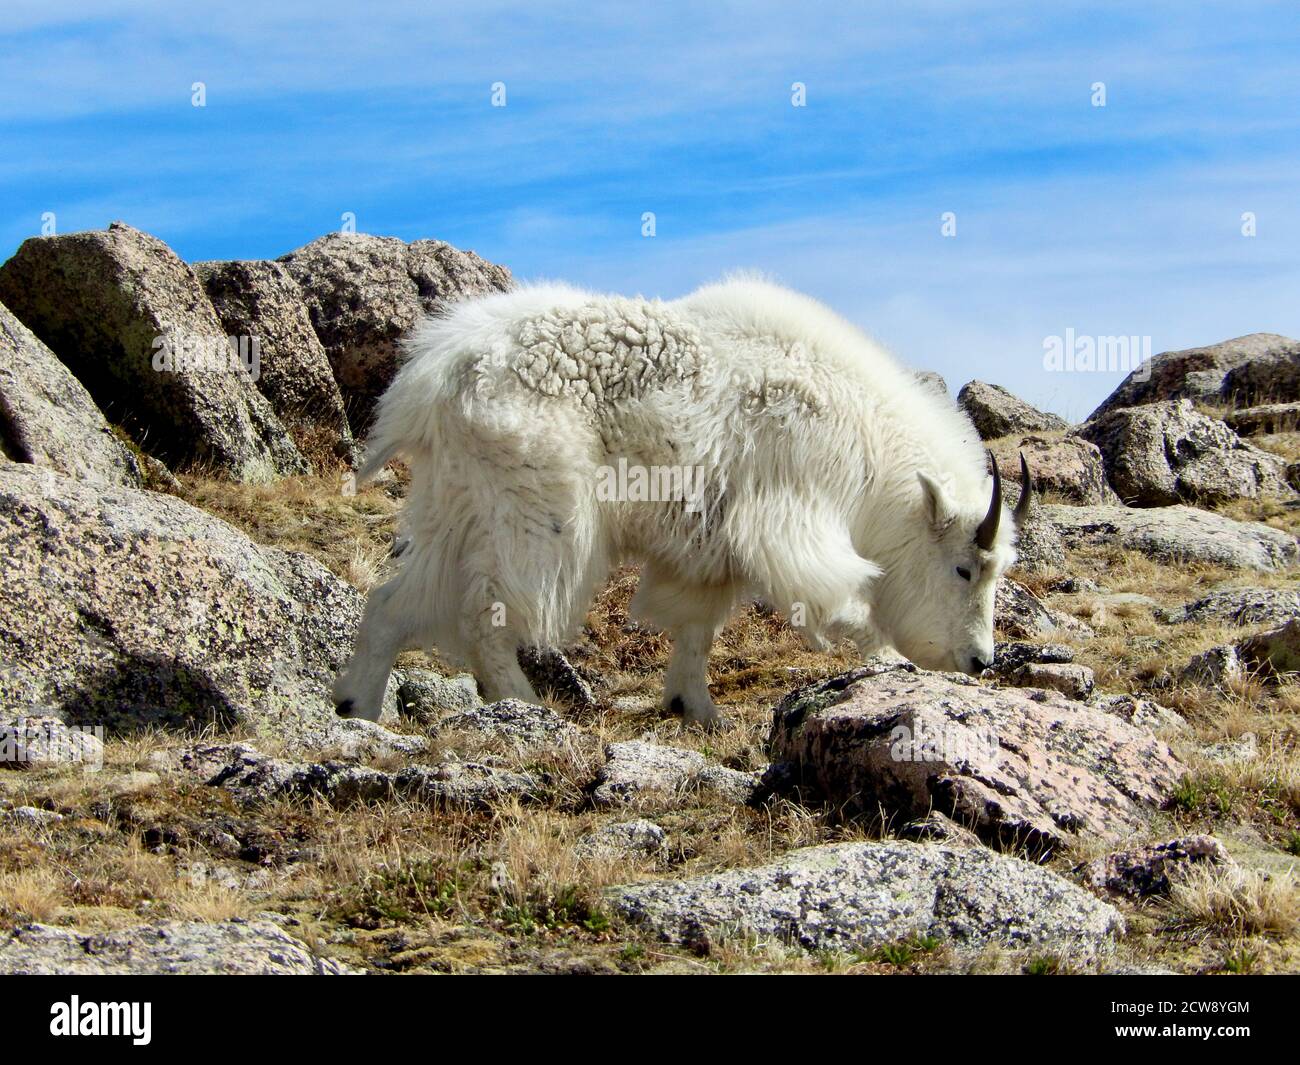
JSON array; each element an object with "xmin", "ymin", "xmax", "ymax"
[{"xmin": 970, "ymin": 655, "xmax": 992, "ymax": 674}]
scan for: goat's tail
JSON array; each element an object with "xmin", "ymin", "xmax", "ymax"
[
  {"xmin": 354, "ymin": 433, "xmax": 404, "ymax": 485},
  {"xmin": 353, "ymin": 309, "xmax": 474, "ymax": 485}
]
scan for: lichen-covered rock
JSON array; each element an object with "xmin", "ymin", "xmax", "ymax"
[
  {"xmin": 0, "ymin": 223, "xmax": 307, "ymax": 481},
  {"xmin": 1089, "ymin": 333, "xmax": 1300, "ymax": 419},
  {"xmin": 995, "ymin": 578, "xmax": 1089, "ymax": 639},
  {"xmin": 993, "ymin": 641, "xmax": 1075, "ymax": 672},
  {"xmin": 610, "ymin": 841, "xmax": 1123, "ymax": 957},
  {"xmin": 160, "ymin": 741, "xmax": 535, "ymax": 809},
  {"xmin": 1236, "ymin": 618, "xmax": 1300, "ymax": 678},
  {"xmin": 1079, "ymin": 836, "xmax": 1228, "ymax": 899},
  {"xmin": 1010, "ymin": 509, "xmax": 1068, "ymax": 571},
  {"xmin": 1169, "ymin": 587, "xmax": 1300, "ymax": 628},
  {"xmin": 1, "ymin": 806, "xmax": 63, "ymax": 826},
  {"xmin": 1200, "ymin": 732, "xmax": 1258, "ymax": 764},
  {"xmin": 768, "ymin": 662, "xmax": 1185, "ymax": 853},
  {"xmin": 1041, "ymin": 503, "xmax": 1299, "ymax": 571},
  {"xmin": 991, "ymin": 639, "xmax": 1095, "ymax": 697},
  {"xmin": 397, "ymin": 669, "xmax": 483, "ymax": 723},
  {"xmin": 1224, "ymin": 402, "xmax": 1300, "ymax": 437},
  {"xmin": 0, "ymin": 462, "xmax": 374, "ymax": 744},
  {"xmin": 575, "ymin": 819, "xmax": 668, "ymax": 862},
  {"xmin": 591, "ymin": 740, "xmax": 758, "ymax": 807},
  {"xmin": 0, "ymin": 301, "xmax": 141, "ymax": 487},
  {"xmin": 1076, "ymin": 400, "xmax": 1291, "ymax": 506},
  {"xmin": 1010, "ymin": 662, "xmax": 1095, "ymax": 699},
  {"xmin": 991, "ymin": 434, "xmax": 1117, "ymax": 505},
  {"xmin": 1180, "ymin": 620, "xmax": 1300, "ymax": 686},
  {"xmin": 912, "ymin": 370, "xmax": 948, "ymax": 396},
  {"xmin": 995, "ymin": 578, "xmax": 1057, "ymax": 638},
  {"xmin": 1180, "ymin": 644, "xmax": 1244, "ymax": 687},
  {"xmin": 278, "ymin": 232, "xmax": 512, "ymax": 429},
  {"xmin": 517, "ymin": 646, "xmax": 597, "ymax": 711},
  {"xmin": 195, "ymin": 259, "xmax": 355, "ymax": 467},
  {"xmin": 898, "ymin": 811, "xmax": 983, "ymax": 847},
  {"xmin": 1089, "ymin": 694, "xmax": 1189, "ymax": 735},
  {"xmin": 439, "ymin": 698, "xmax": 581, "ymax": 753},
  {"xmin": 0, "ymin": 920, "xmax": 357, "ymax": 975},
  {"xmin": 957, "ymin": 381, "xmax": 1068, "ymax": 440},
  {"xmin": 1220, "ymin": 347, "xmax": 1300, "ymax": 407}
]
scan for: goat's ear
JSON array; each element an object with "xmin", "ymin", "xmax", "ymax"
[{"xmin": 917, "ymin": 471, "xmax": 955, "ymax": 533}]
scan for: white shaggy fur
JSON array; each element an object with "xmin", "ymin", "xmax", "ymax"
[{"xmin": 333, "ymin": 277, "xmax": 1018, "ymax": 724}]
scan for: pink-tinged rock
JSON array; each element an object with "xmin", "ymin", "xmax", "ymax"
[
  {"xmin": 990, "ymin": 434, "xmax": 1118, "ymax": 506},
  {"xmin": 1079, "ymin": 836, "xmax": 1228, "ymax": 899},
  {"xmin": 768, "ymin": 662, "xmax": 1186, "ymax": 855}
]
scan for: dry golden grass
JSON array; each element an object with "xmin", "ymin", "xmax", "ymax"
[
  {"xmin": 1248, "ymin": 429, "xmax": 1300, "ymax": 464},
  {"xmin": 176, "ymin": 469, "xmax": 404, "ymax": 587},
  {"xmin": 1164, "ymin": 863, "xmax": 1300, "ymax": 938},
  {"xmin": 0, "ymin": 867, "xmax": 64, "ymax": 924}
]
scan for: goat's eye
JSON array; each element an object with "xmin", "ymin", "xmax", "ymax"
[{"xmin": 955, "ymin": 566, "xmax": 972, "ymax": 582}]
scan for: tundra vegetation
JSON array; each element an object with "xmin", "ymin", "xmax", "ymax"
[{"xmin": 0, "ymin": 225, "xmax": 1298, "ymax": 975}]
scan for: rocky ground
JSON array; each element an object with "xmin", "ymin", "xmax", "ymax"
[{"xmin": 1, "ymin": 223, "xmax": 1298, "ymax": 974}]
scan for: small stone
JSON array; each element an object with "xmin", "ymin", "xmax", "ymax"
[
  {"xmin": 1200, "ymin": 732, "xmax": 1258, "ymax": 765},
  {"xmin": 517, "ymin": 647, "xmax": 597, "ymax": 711},
  {"xmin": 1180, "ymin": 645, "xmax": 1244, "ymax": 687},
  {"xmin": 1237, "ymin": 618, "xmax": 1300, "ymax": 678},
  {"xmin": 397, "ymin": 670, "xmax": 482, "ymax": 723},
  {"xmin": 591, "ymin": 740, "xmax": 757, "ymax": 807},
  {"xmin": 1080, "ymin": 836, "xmax": 1229, "ymax": 899},
  {"xmin": 993, "ymin": 642, "xmax": 1075, "ymax": 673},
  {"xmin": 439, "ymin": 698, "xmax": 581, "ymax": 753},
  {"xmin": 575, "ymin": 819, "xmax": 668, "ymax": 862},
  {"xmin": 1010, "ymin": 662, "xmax": 1095, "ymax": 699},
  {"xmin": 0, "ymin": 714, "xmax": 103, "ymax": 771},
  {"xmin": 2, "ymin": 806, "xmax": 63, "ymax": 826}
]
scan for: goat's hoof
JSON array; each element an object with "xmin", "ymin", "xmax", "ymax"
[
  {"xmin": 335, "ymin": 699, "xmax": 355, "ymax": 717},
  {"xmin": 668, "ymin": 693, "xmax": 726, "ymax": 730}
]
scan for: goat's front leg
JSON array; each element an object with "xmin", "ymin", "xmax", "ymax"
[
  {"xmin": 333, "ymin": 574, "xmax": 422, "ymax": 721},
  {"xmin": 630, "ymin": 568, "xmax": 737, "ymax": 727}
]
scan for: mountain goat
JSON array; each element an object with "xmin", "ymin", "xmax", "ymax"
[{"xmin": 333, "ymin": 278, "xmax": 1030, "ymax": 724}]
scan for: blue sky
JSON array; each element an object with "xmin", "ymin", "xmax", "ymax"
[{"xmin": 3, "ymin": 1, "xmax": 1298, "ymax": 419}]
